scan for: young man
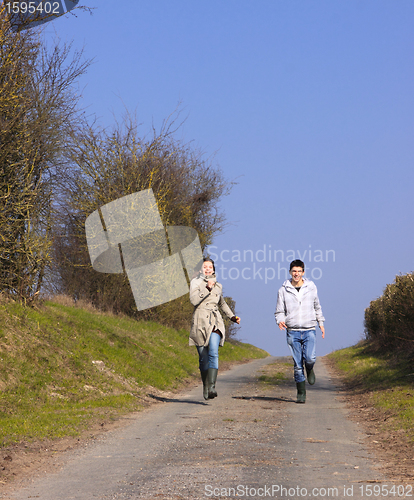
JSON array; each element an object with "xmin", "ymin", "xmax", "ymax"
[{"xmin": 275, "ymin": 259, "xmax": 325, "ymax": 403}]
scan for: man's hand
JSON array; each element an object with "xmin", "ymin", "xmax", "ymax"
[
  {"xmin": 278, "ymin": 321, "xmax": 287, "ymax": 331},
  {"xmin": 320, "ymin": 325, "xmax": 325, "ymax": 339}
]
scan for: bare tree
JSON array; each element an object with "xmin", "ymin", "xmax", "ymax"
[
  {"xmin": 53, "ymin": 115, "xmax": 232, "ymax": 322},
  {"xmin": 0, "ymin": 8, "xmax": 89, "ymax": 300}
]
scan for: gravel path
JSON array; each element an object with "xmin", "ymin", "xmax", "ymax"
[{"xmin": 7, "ymin": 356, "xmax": 388, "ymax": 500}]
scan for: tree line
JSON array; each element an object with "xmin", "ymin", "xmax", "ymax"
[{"xmin": 0, "ymin": 9, "xmax": 239, "ymax": 337}]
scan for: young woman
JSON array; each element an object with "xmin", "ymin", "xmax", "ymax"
[{"xmin": 189, "ymin": 258, "xmax": 240, "ymax": 400}]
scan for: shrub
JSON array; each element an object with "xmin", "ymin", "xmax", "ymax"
[{"xmin": 364, "ymin": 273, "xmax": 414, "ymax": 353}]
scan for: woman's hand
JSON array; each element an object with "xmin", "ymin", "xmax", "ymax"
[
  {"xmin": 206, "ymin": 280, "xmax": 215, "ymax": 290},
  {"xmin": 231, "ymin": 316, "xmax": 241, "ymax": 324}
]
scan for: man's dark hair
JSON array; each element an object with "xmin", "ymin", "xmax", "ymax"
[{"xmin": 289, "ymin": 259, "xmax": 305, "ymax": 271}]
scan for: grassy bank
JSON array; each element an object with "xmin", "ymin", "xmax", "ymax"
[
  {"xmin": 327, "ymin": 342, "xmax": 414, "ymax": 442},
  {"xmin": 0, "ymin": 296, "xmax": 268, "ymax": 447}
]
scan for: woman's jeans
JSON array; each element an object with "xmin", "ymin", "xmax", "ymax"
[
  {"xmin": 197, "ymin": 331, "xmax": 221, "ymax": 371},
  {"xmin": 286, "ymin": 329, "xmax": 316, "ymax": 383}
]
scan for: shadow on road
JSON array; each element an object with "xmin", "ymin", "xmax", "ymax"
[
  {"xmin": 147, "ymin": 393, "xmax": 208, "ymax": 405},
  {"xmin": 232, "ymin": 395, "xmax": 295, "ymax": 403}
]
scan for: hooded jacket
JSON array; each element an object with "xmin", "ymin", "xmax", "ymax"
[
  {"xmin": 275, "ymin": 278, "xmax": 325, "ymax": 331},
  {"xmin": 189, "ymin": 273, "xmax": 235, "ymax": 347}
]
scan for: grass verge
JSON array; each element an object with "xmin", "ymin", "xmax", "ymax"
[
  {"xmin": 327, "ymin": 342, "xmax": 414, "ymax": 437},
  {"xmin": 257, "ymin": 360, "xmax": 291, "ymax": 387},
  {"xmin": 0, "ymin": 295, "xmax": 268, "ymax": 448},
  {"xmin": 326, "ymin": 341, "xmax": 414, "ymax": 481}
]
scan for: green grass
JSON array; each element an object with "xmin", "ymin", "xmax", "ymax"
[
  {"xmin": 258, "ymin": 373, "xmax": 287, "ymax": 385},
  {"xmin": 257, "ymin": 360, "xmax": 291, "ymax": 387},
  {"xmin": 0, "ymin": 296, "xmax": 268, "ymax": 447},
  {"xmin": 327, "ymin": 342, "xmax": 414, "ymax": 441},
  {"xmin": 327, "ymin": 342, "xmax": 413, "ymax": 390}
]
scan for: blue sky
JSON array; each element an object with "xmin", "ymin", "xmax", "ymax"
[{"xmin": 42, "ymin": 1, "xmax": 414, "ymax": 356}]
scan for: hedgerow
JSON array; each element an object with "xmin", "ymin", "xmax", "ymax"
[{"xmin": 364, "ymin": 273, "xmax": 414, "ymax": 353}]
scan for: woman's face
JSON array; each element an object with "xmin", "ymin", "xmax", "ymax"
[{"xmin": 202, "ymin": 261, "xmax": 214, "ymax": 275}]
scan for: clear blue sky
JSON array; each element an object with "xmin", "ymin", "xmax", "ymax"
[{"xmin": 43, "ymin": 1, "xmax": 414, "ymax": 356}]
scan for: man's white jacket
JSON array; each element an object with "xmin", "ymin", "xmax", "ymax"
[{"xmin": 275, "ymin": 278, "xmax": 325, "ymax": 331}]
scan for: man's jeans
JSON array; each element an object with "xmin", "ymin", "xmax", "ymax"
[
  {"xmin": 286, "ymin": 329, "xmax": 316, "ymax": 383},
  {"xmin": 197, "ymin": 331, "xmax": 221, "ymax": 371}
]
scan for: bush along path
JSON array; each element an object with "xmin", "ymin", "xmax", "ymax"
[{"xmin": 327, "ymin": 271, "xmax": 414, "ymax": 484}]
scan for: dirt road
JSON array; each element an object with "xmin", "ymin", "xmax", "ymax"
[{"xmin": 4, "ymin": 357, "xmax": 398, "ymax": 500}]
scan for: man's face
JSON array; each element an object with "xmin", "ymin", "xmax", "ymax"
[{"xmin": 290, "ymin": 266, "xmax": 304, "ymax": 284}]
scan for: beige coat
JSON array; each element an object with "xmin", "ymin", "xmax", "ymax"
[{"xmin": 189, "ymin": 274, "xmax": 235, "ymax": 347}]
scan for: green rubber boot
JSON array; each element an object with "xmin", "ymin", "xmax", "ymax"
[
  {"xmin": 200, "ymin": 370, "xmax": 209, "ymax": 400},
  {"xmin": 207, "ymin": 368, "xmax": 218, "ymax": 399},
  {"xmin": 306, "ymin": 366, "xmax": 316, "ymax": 385},
  {"xmin": 296, "ymin": 381, "xmax": 306, "ymax": 403}
]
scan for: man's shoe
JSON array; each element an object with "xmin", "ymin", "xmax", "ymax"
[
  {"xmin": 296, "ymin": 381, "xmax": 306, "ymax": 403},
  {"xmin": 200, "ymin": 370, "xmax": 209, "ymax": 400},
  {"xmin": 207, "ymin": 368, "xmax": 218, "ymax": 399},
  {"xmin": 306, "ymin": 366, "xmax": 316, "ymax": 385}
]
